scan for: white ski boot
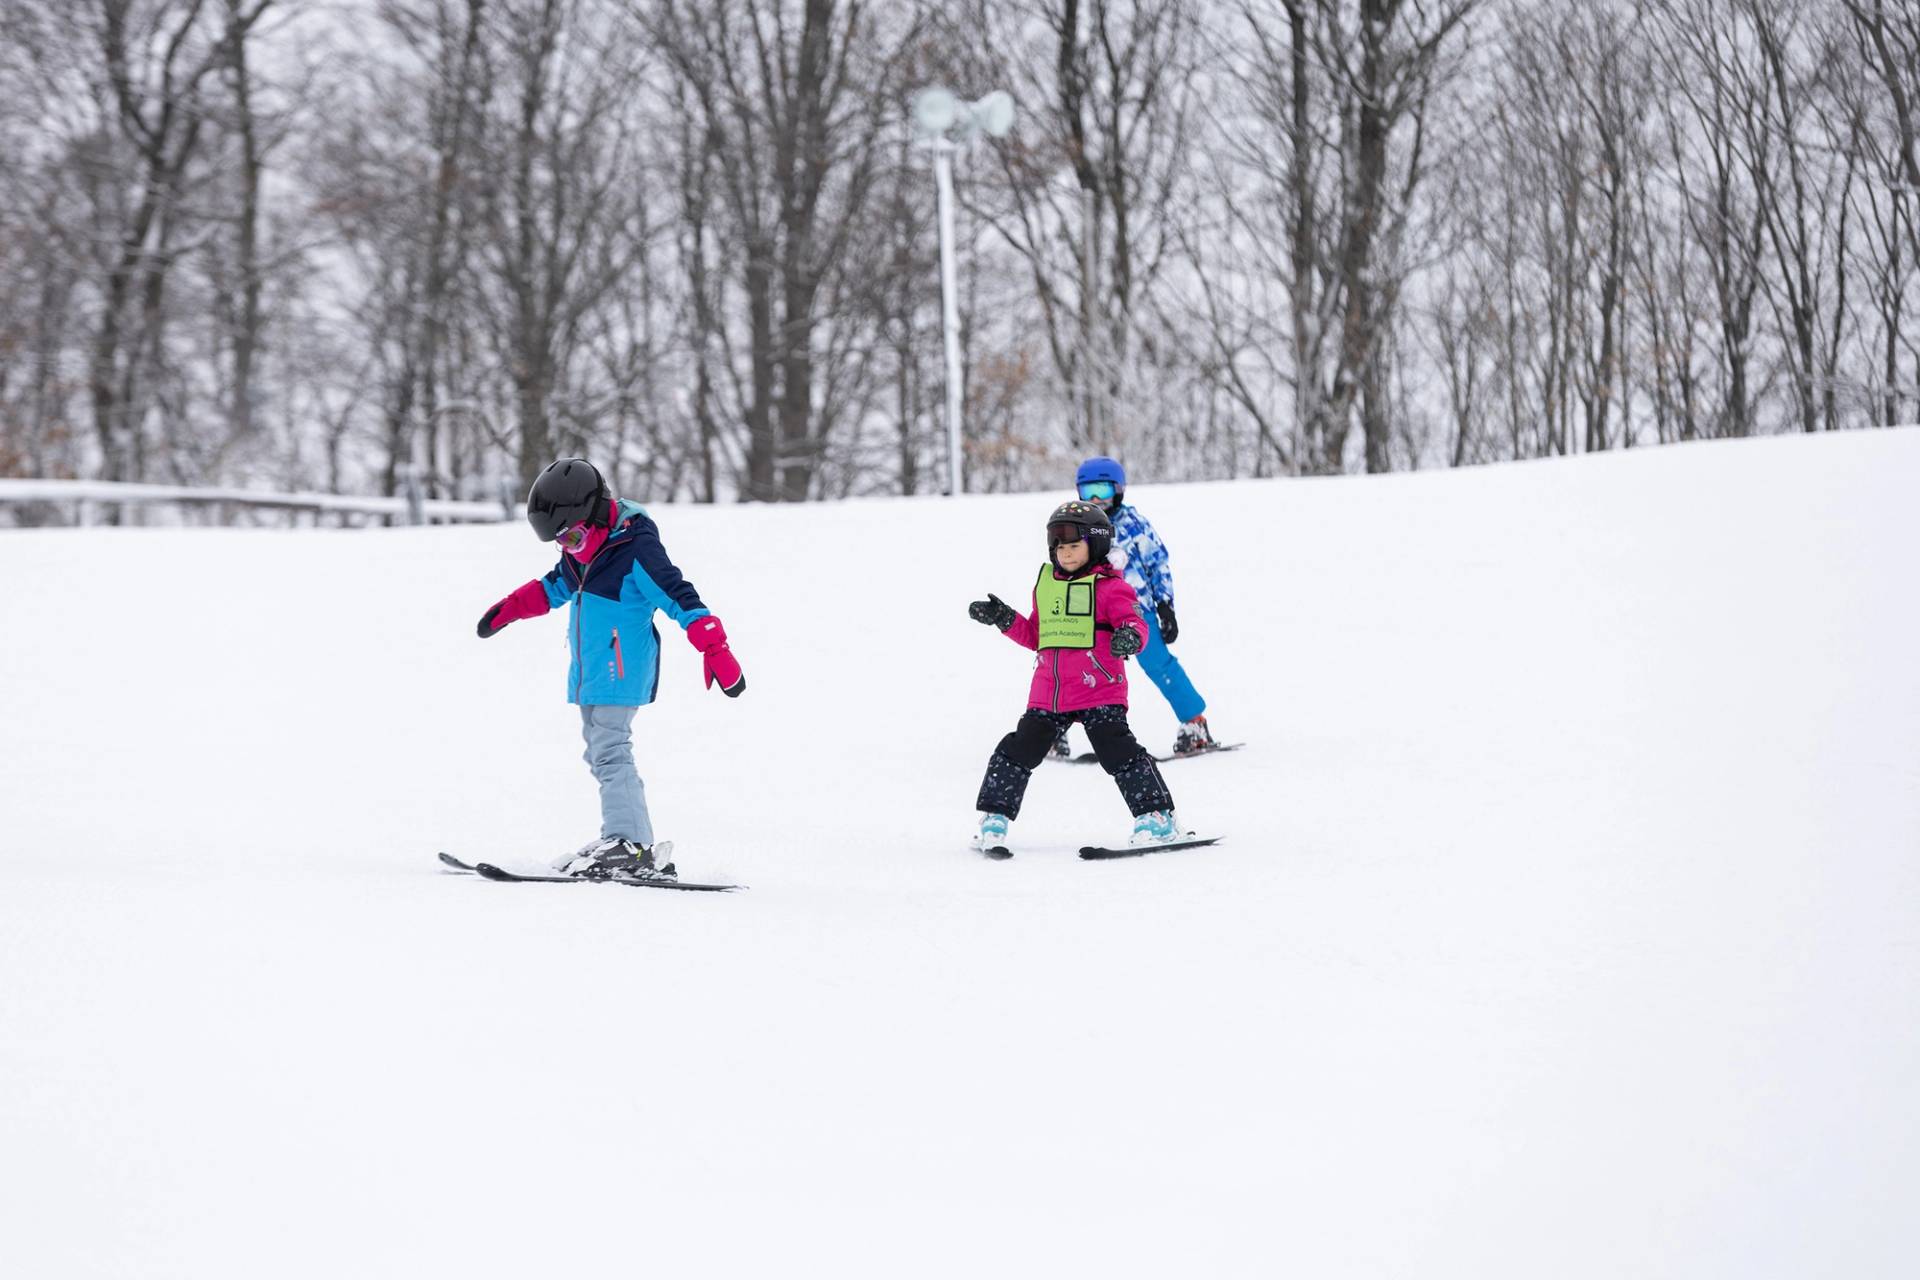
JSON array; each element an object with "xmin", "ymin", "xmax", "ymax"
[
  {"xmin": 973, "ymin": 812, "xmax": 1013, "ymax": 858},
  {"xmin": 1172, "ymin": 716, "xmax": 1216, "ymax": 757},
  {"xmin": 1128, "ymin": 809, "xmax": 1180, "ymax": 849}
]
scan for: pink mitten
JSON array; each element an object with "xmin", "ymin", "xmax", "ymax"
[
  {"xmin": 687, "ymin": 615, "xmax": 745, "ymax": 697},
  {"xmin": 477, "ymin": 580, "xmax": 550, "ymax": 638}
]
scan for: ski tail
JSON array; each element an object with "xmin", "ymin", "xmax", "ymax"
[{"xmin": 1079, "ymin": 836, "xmax": 1221, "ymax": 861}]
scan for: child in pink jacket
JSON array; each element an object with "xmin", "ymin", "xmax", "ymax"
[{"xmin": 966, "ymin": 500, "xmax": 1180, "ymax": 854}]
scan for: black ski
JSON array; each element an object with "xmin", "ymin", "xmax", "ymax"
[
  {"xmin": 1065, "ymin": 743, "xmax": 1246, "ymax": 766},
  {"xmin": 439, "ymin": 851, "xmax": 740, "ymax": 892},
  {"xmin": 1079, "ymin": 835, "xmax": 1222, "ymax": 861},
  {"xmin": 975, "ymin": 844, "xmax": 1013, "ymax": 861}
]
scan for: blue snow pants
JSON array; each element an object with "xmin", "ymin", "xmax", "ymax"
[
  {"xmin": 580, "ymin": 704, "xmax": 653, "ymax": 845},
  {"xmin": 1136, "ymin": 607, "xmax": 1206, "ymax": 723}
]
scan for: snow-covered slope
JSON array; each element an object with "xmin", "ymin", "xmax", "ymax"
[{"xmin": 3, "ymin": 431, "xmax": 1916, "ymax": 1278}]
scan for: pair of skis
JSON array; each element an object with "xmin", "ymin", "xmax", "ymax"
[
  {"xmin": 437, "ymin": 850, "xmax": 742, "ymax": 892},
  {"xmin": 978, "ymin": 835, "xmax": 1222, "ymax": 862},
  {"xmin": 442, "ymin": 833, "xmax": 1221, "ymax": 887}
]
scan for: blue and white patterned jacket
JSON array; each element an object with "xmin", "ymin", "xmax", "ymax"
[{"xmin": 1111, "ymin": 503, "xmax": 1174, "ymax": 611}]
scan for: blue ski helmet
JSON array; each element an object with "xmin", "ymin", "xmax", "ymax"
[{"xmin": 1075, "ymin": 456, "xmax": 1126, "ymax": 511}]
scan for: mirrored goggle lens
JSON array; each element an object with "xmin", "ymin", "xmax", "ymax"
[
  {"xmin": 1077, "ymin": 480, "xmax": 1116, "ymax": 501},
  {"xmin": 1048, "ymin": 521, "xmax": 1090, "ymax": 545},
  {"xmin": 557, "ymin": 522, "xmax": 590, "ymax": 550}
]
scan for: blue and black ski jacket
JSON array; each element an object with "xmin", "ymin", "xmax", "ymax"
[{"xmin": 538, "ymin": 500, "xmax": 710, "ymax": 705}]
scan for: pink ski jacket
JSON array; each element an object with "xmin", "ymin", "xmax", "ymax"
[{"xmin": 1003, "ymin": 562, "xmax": 1150, "ymax": 713}]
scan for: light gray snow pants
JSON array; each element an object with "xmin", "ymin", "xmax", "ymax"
[{"xmin": 580, "ymin": 704, "xmax": 653, "ymax": 846}]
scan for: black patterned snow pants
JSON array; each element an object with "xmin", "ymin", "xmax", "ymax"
[{"xmin": 975, "ymin": 705, "xmax": 1173, "ymax": 820}]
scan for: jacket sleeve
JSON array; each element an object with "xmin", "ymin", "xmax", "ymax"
[
  {"xmin": 1005, "ymin": 612, "xmax": 1039, "ymax": 650},
  {"xmin": 1131, "ymin": 513, "xmax": 1175, "ymax": 607},
  {"xmin": 539, "ymin": 561, "xmax": 571, "ymax": 609},
  {"xmin": 621, "ymin": 516, "xmax": 712, "ymax": 628},
  {"xmin": 999, "ymin": 569, "xmax": 1041, "ymax": 650},
  {"xmin": 1098, "ymin": 575, "xmax": 1148, "ymax": 645}
]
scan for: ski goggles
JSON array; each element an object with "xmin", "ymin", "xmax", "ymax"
[
  {"xmin": 557, "ymin": 521, "xmax": 593, "ymax": 552},
  {"xmin": 1076, "ymin": 480, "xmax": 1117, "ymax": 501},
  {"xmin": 1048, "ymin": 521, "xmax": 1094, "ymax": 546}
]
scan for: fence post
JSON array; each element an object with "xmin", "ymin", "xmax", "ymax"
[{"xmin": 401, "ymin": 466, "xmax": 425, "ymax": 526}]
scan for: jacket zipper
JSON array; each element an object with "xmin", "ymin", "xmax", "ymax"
[
  {"xmin": 611, "ymin": 628, "xmax": 625, "ymax": 679},
  {"xmin": 1089, "ymin": 652, "xmax": 1117, "ymax": 684},
  {"xmin": 570, "ymin": 536, "xmax": 612, "ymax": 701}
]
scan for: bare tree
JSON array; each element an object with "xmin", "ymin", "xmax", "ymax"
[
  {"xmin": 71, "ymin": 1, "xmax": 270, "ymax": 488},
  {"xmin": 310, "ymin": 0, "xmax": 497, "ymax": 500},
  {"xmin": 643, "ymin": 0, "xmax": 909, "ymax": 501},
  {"xmin": 1734, "ymin": 0, "xmax": 1854, "ymax": 433},
  {"xmin": 1650, "ymin": 0, "xmax": 1772, "ymax": 438},
  {"xmin": 1838, "ymin": 0, "xmax": 1919, "ymax": 425},
  {"xmin": 1487, "ymin": 1, "xmax": 1653, "ymax": 456},
  {"xmin": 468, "ymin": 0, "xmax": 650, "ymax": 483},
  {"xmin": 1187, "ymin": 0, "xmax": 1476, "ymax": 475},
  {"xmin": 952, "ymin": 0, "xmax": 1200, "ymax": 465}
]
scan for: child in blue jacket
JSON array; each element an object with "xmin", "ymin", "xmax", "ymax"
[
  {"xmin": 476, "ymin": 458, "xmax": 744, "ymax": 880},
  {"xmin": 1069, "ymin": 456, "xmax": 1218, "ymax": 756}
]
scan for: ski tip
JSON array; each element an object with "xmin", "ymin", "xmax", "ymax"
[
  {"xmin": 472, "ymin": 862, "xmax": 516, "ymax": 881},
  {"xmin": 978, "ymin": 845, "xmax": 1014, "ymax": 861},
  {"xmin": 612, "ymin": 875, "xmax": 744, "ymax": 891}
]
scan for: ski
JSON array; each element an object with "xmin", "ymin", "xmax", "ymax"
[
  {"xmin": 1065, "ymin": 743, "xmax": 1246, "ymax": 766},
  {"xmin": 438, "ymin": 850, "xmax": 741, "ymax": 892},
  {"xmin": 474, "ymin": 862, "xmax": 739, "ymax": 892},
  {"xmin": 1078, "ymin": 835, "xmax": 1222, "ymax": 861},
  {"xmin": 974, "ymin": 844, "xmax": 1014, "ymax": 861}
]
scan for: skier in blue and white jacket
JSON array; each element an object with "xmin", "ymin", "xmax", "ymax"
[{"xmin": 1069, "ymin": 456, "xmax": 1219, "ymax": 757}]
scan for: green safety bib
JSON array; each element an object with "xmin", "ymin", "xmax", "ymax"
[{"xmin": 1034, "ymin": 564, "xmax": 1099, "ymax": 649}]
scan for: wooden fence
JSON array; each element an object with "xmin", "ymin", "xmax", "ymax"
[{"xmin": 0, "ymin": 478, "xmax": 513, "ymax": 527}]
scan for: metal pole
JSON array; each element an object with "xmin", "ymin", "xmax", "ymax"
[
  {"xmin": 1082, "ymin": 184, "xmax": 1099, "ymax": 446},
  {"xmin": 933, "ymin": 140, "xmax": 966, "ymax": 496}
]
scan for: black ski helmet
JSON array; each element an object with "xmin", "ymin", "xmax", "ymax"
[
  {"xmin": 1046, "ymin": 499, "xmax": 1113, "ymax": 570},
  {"xmin": 526, "ymin": 457, "xmax": 611, "ymax": 541}
]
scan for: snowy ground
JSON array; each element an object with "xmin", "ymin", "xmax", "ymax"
[{"xmin": 3, "ymin": 431, "xmax": 1917, "ymax": 1278}]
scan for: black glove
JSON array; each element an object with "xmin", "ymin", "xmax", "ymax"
[
  {"xmin": 1155, "ymin": 602, "xmax": 1178, "ymax": 645},
  {"xmin": 968, "ymin": 594, "xmax": 1017, "ymax": 631},
  {"xmin": 1109, "ymin": 624, "xmax": 1144, "ymax": 658},
  {"xmin": 476, "ymin": 603, "xmax": 506, "ymax": 639}
]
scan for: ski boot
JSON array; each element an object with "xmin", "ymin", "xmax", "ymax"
[
  {"xmin": 1171, "ymin": 715, "xmax": 1216, "ymax": 757},
  {"xmin": 553, "ymin": 836, "xmax": 677, "ymax": 881},
  {"xmin": 1128, "ymin": 809, "xmax": 1180, "ymax": 849},
  {"xmin": 1048, "ymin": 725, "xmax": 1073, "ymax": 760},
  {"xmin": 973, "ymin": 811, "xmax": 1013, "ymax": 859}
]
